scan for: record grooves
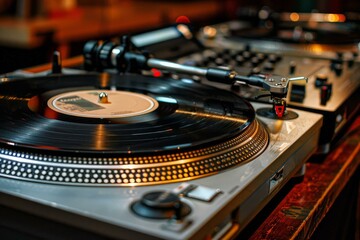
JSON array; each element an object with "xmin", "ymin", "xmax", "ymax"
[{"xmin": 0, "ymin": 73, "xmax": 268, "ymax": 186}]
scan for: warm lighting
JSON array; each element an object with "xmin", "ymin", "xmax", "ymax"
[
  {"xmin": 327, "ymin": 14, "xmax": 339, "ymax": 22},
  {"xmin": 95, "ymin": 124, "xmax": 106, "ymax": 150},
  {"xmin": 309, "ymin": 44, "xmax": 325, "ymax": 55},
  {"xmin": 326, "ymin": 14, "xmax": 346, "ymax": 22},
  {"xmin": 177, "ymin": 24, "xmax": 193, "ymax": 39},
  {"xmin": 290, "ymin": 12, "xmax": 300, "ymax": 22},
  {"xmin": 175, "ymin": 109, "xmax": 247, "ymax": 123},
  {"xmin": 202, "ymin": 26, "xmax": 217, "ymax": 39},
  {"xmin": 99, "ymin": 72, "xmax": 110, "ymax": 88}
]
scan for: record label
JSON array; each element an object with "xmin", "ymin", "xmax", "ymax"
[{"xmin": 47, "ymin": 90, "xmax": 159, "ymax": 118}]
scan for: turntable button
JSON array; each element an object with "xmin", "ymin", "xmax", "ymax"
[
  {"xmin": 223, "ymin": 48, "xmax": 231, "ymax": 55},
  {"xmin": 141, "ymin": 191, "xmax": 180, "ymax": 208},
  {"xmin": 131, "ymin": 191, "xmax": 191, "ymax": 221},
  {"xmin": 185, "ymin": 185, "xmax": 222, "ymax": 202}
]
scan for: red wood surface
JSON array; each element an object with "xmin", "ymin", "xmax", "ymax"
[{"xmin": 247, "ymin": 117, "xmax": 360, "ymax": 240}]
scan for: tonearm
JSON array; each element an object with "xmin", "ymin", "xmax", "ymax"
[{"xmin": 83, "ymin": 37, "xmax": 307, "ymax": 118}]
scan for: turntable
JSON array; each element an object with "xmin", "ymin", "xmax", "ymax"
[{"xmin": 0, "ymin": 41, "xmax": 322, "ymax": 239}]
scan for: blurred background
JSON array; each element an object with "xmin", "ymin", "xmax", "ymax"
[{"xmin": 0, "ymin": 0, "xmax": 359, "ymax": 73}]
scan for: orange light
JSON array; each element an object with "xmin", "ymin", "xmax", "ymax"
[
  {"xmin": 99, "ymin": 72, "xmax": 110, "ymax": 88},
  {"xmin": 290, "ymin": 12, "xmax": 300, "ymax": 22},
  {"xmin": 326, "ymin": 14, "xmax": 346, "ymax": 22},
  {"xmin": 94, "ymin": 124, "xmax": 106, "ymax": 150},
  {"xmin": 175, "ymin": 109, "xmax": 247, "ymax": 123},
  {"xmin": 338, "ymin": 14, "xmax": 346, "ymax": 22},
  {"xmin": 203, "ymin": 26, "xmax": 217, "ymax": 38},
  {"xmin": 309, "ymin": 44, "xmax": 324, "ymax": 54},
  {"xmin": 327, "ymin": 14, "xmax": 338, "ymax": 22}
]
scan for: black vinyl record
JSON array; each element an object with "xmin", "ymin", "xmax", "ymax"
[{"xmin": 0, "ymin": 73, "xmax": 255, "ymax": 154}]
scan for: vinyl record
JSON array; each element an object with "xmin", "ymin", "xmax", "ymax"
[{"xmin": 0, "ymin": 73, "xmax": 255, "ymax": 154}]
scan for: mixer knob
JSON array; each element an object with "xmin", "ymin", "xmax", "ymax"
[
  {"xmin": 244, "ymin": 44, "xmax": 251, "ymax": 51},
  {"xmin": 223, "ymin": 48, "xmax": 231, "ymax": 55},
  {"xmin": 263, "ymin": 61, "xmax": 275, "ymax": 71},
  {"xmin": 336, "ymin": 52, "xmax": 343, "ymax": 59},
  {"xmin": 242, "ymin": 51, "xmax": 252, "ymax": 59},
  {"xmin": 256, "ymin": 53, "xmax": 266, "ymax": 62},
  {"xmin": 235, "ymin": 55, "xmax": 245, "ymax": 65},
  {"xmin": 215, "ymin": 57, "xmax": 224, "ymax": 66},
  {"xmin": 320, "ymin": 84, "xmax": 332, "ymax": 106},
  {"xmin": 333, "ymin": 63, "xmax": 343, "ymax": 76},
  {"xmin": 251, "ymin": 57, "xmax": 260, "ymax": 67},
  {"xmin": 347, "ymin": 58, "xmax": 355, "ymax": 68},
  {"xmin": 216, "ymin": 51, "xmax": 224, "ymax": 58},
  {"xmin": 230, "ymin": 50, "xmax": 240, "ymax": 58},
  {"xmin": 315, "ymin": 73, "xmax": 328, "ymax": 87},
  {"xmin": 289, "ymin": 61, "xmax": 296, "ymax": 74},
  {"xmin": 346, "ymin": 53, "xmax": 356, "ymax": 68},
  {"xmin": 252, "ymin": 67, "xmax": 261, "ymax": 74},
  {"xmin": 205, "ymin": 56, "xmax": 216, "ymax": 65},
  {"xmin": 330, "ymin": 56, "xmax": 343, "ymax": 75},
  {"xmin": 268, "ymin": 54, "xmax": 280, "ymax": 63}
]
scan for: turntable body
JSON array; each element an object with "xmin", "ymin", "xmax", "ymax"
[
  {"xmin": 0, "ymin": 102, "xmax": 322, "ymax": 239},
  {"xmin": 0, "ymin": 31, "xmax": 323, "ymax": 238}
]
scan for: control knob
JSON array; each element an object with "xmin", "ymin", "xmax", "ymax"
[{"xmin": 131, "ymin": 191, "xmax": 191, "ymax": 220}]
